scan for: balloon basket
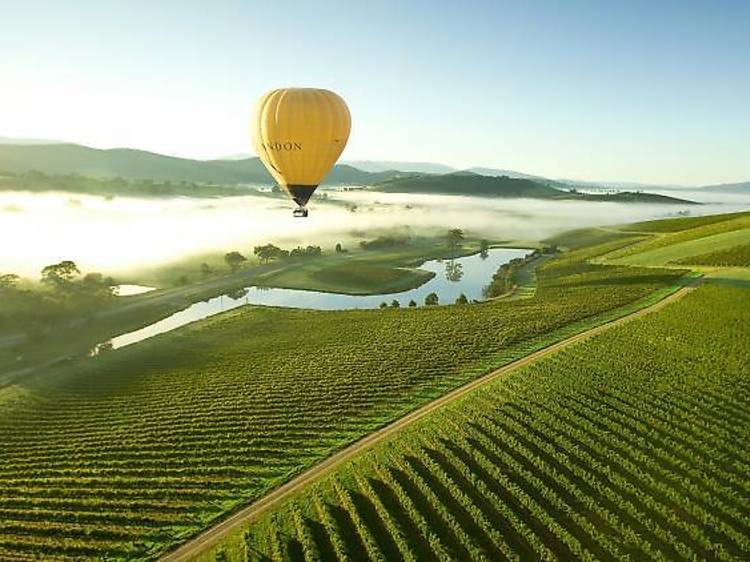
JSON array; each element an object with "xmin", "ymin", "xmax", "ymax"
[{"xmin": 293, "ymin": 207, "xmax": 309, "ymax": 218}]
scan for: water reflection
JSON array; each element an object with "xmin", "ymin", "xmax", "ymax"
[
  {"xmin": 444, "ymin": 260, "xmax": 464, "ymax": 282},
  {"xmin": 225, "ymin": 287, "xmax": 249, "ymax": 300},
  {"xmin": 93, "ymin": 248, "xmax": 529, "ymax": 353}
]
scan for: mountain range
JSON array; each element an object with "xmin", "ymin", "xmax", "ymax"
[
  {"xmin": 0, "ymin": 140, "xmax": 746, "ymax": 196},
  {"xmin": 0, "ymin": 143, "xmax": 401, "ymax": 186}
]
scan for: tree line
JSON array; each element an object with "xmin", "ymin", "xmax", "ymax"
[{"xmin": 0, "ymin": 261, "xmax": 116, "ymax": 338}]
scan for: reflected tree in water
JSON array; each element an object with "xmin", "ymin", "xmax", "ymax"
[
  {"xmin": 444, "ymin": 259, "xmax": 464, "ymax": 282},
  {"xmin": 479, "ymin": 239, "xmax": 490, "ymax": 260},
  {"xmin": 225, "ymin": 288, "xmax": 249, "ymax": 300}
]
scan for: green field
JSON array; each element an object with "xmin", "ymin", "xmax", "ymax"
[
  {"xmin": 0, "ymin": 239, "xmax": 683, "ymax": 559},
  {"xmin": 605, "ymin": 228, "xmax": 750, "ymax": 267},
  {"xmin": 0, "ymin": 237, "xmax": 483, "ymax": 378},
  {"xmin": 673, "ymin": 244, "xmax": 750, "ymax": 267},
  {"xmin": 2, "ymin": 211, "xmax": 749, "ymax": 561},
  {"xmin": 621, "ymin": 211, "xmax": 750, "ymax": 233},
  {"xmin": 600, "ymin": 213, "xmax": 750, "ymax": 265},
  {"xmin": 221, "ymin": 285, "xmax": 750, "ymax": 562},
  {"xmin": 543, "ymin": 227, "xmax": 641, "ymax": 250}
]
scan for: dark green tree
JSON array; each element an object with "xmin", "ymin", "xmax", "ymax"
[
  {"xmin": 455, "ymin": 293, "xmax": 469, "ymax": 305},
  {"xmin": 391, "ymin": 299, "xmax": 400, "ymax": 308},
  {"xmin": 424, "ymin": 292, "xmax": 439, "ymax": 306},
  {"xmin": 446, "ymin": 228, "xmax": 465, "ymax": 250},
  {"xmin": 408, "ymin": 299, "xmax": 417, "ymax": 307},
  {"xmin": 0, "ymin": 273, "xmax": 20, "ymax": 290},
  {"xmin": 41, "ymin": 260, "xmax": 80, "ymax": 290},
  {"xmin": 225, "ymin": 251, "xmax": 247, "ymax": 272}
]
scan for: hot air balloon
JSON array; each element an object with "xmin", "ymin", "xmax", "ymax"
[{"xmin": 252, "ymin": 88, "xmax": 351, "ymax": 217}]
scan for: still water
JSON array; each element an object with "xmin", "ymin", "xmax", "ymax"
[
  {"xmin": 97, "ymin": 248, "xmax": 528, "ymax": 351},
  {"xmin": 113, "ymin": 284, "xmax": 156, "ymax": 296}
]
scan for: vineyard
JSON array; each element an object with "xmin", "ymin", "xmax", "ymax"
[
  {"xmin": 623, "ymin": 210, "xmax": 750, "ymax": 233},
  {"xmin": 232, "ymin": 285, "xmax": 750, "ymax": 562},
  {"xmin": 600, "ymin": 212, "xmax": 750, "ymax": 266},
  {"xmin": 0, "ymin": 234, "xmax": 683, "ymax": 559},
  {"xmin": 674, "ymin": 244, "xmax": 750, "ymax": 267}
]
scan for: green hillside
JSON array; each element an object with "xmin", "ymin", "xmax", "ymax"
[
  {"xmin": 599, "ymin": 212, "xmax": 750, "ymax": 267},
  {"xmin": 375, "ymin": 172, "xmax": 563, "ymax": 198},
  {"xmin": 374, "ymin": 172, "xmax": 696, "ymax": 204},
  {"xmin": 0, "ymin": 143, "xmax": 398, "ymax": 186},
  {"xmin": 0, "ymin": 232, "xmax": 683, "ymax": 559},
  {"xmin": 237, "ymin": 284, "xmax": 750, "ymax": 561}
]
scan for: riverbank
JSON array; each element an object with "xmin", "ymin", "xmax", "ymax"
[{"xmin": 0, "ymin": 235, "xmax": 516, "ymax": 385}]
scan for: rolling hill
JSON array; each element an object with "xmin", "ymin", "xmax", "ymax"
[
  {"xmin": 344, "ymin": 160, "xmax": 457, "ymax": 174},
  {"xmin": 0, "ymin": 143, "xmax": 400, "ymax": 186},
  {"xmin": 373, "ymin": 171, "xmax": 697, "ymax": 203}
]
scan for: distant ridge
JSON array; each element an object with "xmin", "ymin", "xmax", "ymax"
[
  {"xmin": 373, "ymin": 172, "xmax": 698, "ymax": 204},
  {"xmin": 466, "ymin": 167, "xmax": 548, "ymax": 181},
  {"xmin": 700, "ymin": 181, "xmax": 750, "ymax": 194},
  {"xmin": 0, "ymin": 140, "xmax": 742, "ymax": 193},
  {"xmin": 0, "ymin": 143, "xmax": 400, "ymax": 186},
  {"xmin": 344, "ymin": 160, "xmax": 456, "ymax": 174}
]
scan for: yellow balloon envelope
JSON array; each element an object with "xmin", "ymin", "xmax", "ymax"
[{"xmin": 252, "ymin": 88, "xmax": 351, "ymax": 213}]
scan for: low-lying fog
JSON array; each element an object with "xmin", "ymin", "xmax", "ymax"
[{"xmin": 2, "ymin": 189, "xmax": 748, "ymax": 279}]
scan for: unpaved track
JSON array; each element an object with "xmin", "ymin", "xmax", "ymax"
[{"xmin": 160, "ymin": 282, "xmax": 697, "ymax": 562}]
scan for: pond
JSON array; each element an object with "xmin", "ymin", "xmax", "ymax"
[
  {"xmin": 113, "ymin": 284, "xmax": 156, "ymax": 296},
  {"xmin": 95, "ymin": 248, "xmax": 529, "ymax": 352}
]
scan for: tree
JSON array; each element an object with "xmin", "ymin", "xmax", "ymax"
[
  {"xmin": 424, "ymin": 292, "xmax": 439, "ymax": 306},
  {"xmin": 41, "ymin": 260, "xmax": 80, "ymax": 290},
  {"xmin": 289, "ymin": 245, "xmax": 322, "ymax": 259},
  {"xmin": 0, "ymin": 273, "xmax": 20, "ymax": 290},
  {"xmin": 455, "ymin": 293, "xmax": 469, "ymax": 305},
  {"xmin": 80, "ymin": 272, "xmax": 115, "ymax": 299},
  {"xmin": 254, "ymin": 244, "xmax": 290, "ymax": 263},
  {"xmin": 446, "ymin": 228, "xmax": 465, "ymax": 250},
  {"xmin": 379, "ymin": 301, "xmax": 388, "ymax": 309},
  {"xmin": 335, "ymin": 243, "xmax": 343, "ymax": 253},
  {"xmin": 200, "ymin": 262, "xmax": 213, "ymax": 277},
  {"xmin": 391, "ymin": 299, "xmax": 400, "ymax": 308},
  {"xmin": 408, "ymin": 299, "xmax": 417, "ymax": 307},
  {"xmin": 225, "ymin": 251, "xmax": 247, "ymax": 272},
  {"xmin": 479, "ymin": 239, "xmax": 490, "ymax": 259}
]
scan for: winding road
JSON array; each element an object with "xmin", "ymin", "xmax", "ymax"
[{"xmin": 159, "ymin": 280, "xmax": 697, "ymax": 562}]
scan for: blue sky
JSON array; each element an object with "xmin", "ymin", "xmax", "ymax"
[{"xmin": 2, "ymin": 0, "xmax": 748, "ymax": 185}]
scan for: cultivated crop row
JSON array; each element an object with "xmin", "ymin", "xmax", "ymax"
[
  {"xmin": 236, "ymin": 285, "xmax": 750, "ymax": 562},
  {"xmin": 0, "ymin": 240, "xmax": 683, "ymax": 559}
]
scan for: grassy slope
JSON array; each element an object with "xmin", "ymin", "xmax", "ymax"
[
  {"xmin": 0, "ymin": 240, "xmax": 481, "ymax": 377},
  {"xmin": 618, "ymin": 210, "xmax": 750, "ymax": 233},
  {"xmin": 543, "ymin": 227, "xmax": 644, "ymax": 250},
  {"xmin": 601, "ymin": 212, "xmax": 750, "ymax": 264},
  {"xmin": 235, "ymin": 284, "xmax": 750, "ymax": 562},
  {"xmin": 609, "ymin": 229, "xmax": 750, "ymax": 266},
  {"xmin": 673, "ymin": 244, "xmax": 750, "ymax": 267},
  {"xmin": 0, "ymin": 236, "xmax": 683, "ymax": 559}
]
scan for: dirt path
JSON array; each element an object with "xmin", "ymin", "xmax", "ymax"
[{"xmin": 159, "ymin": 281, "xmax": 698, "ymax": 562}]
